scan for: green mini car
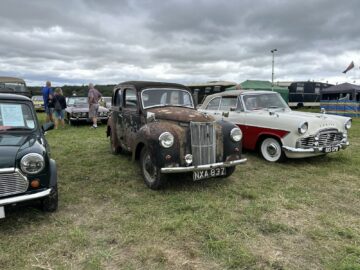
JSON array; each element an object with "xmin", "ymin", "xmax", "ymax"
[{"xmin": 0, "ymin": 93, "xmax": 58, "ymax": 218}]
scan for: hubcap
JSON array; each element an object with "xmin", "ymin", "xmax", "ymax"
[
  {"xmin": 143, "ymin": 153, "xmax": 156, "ymax": 183},
  {"xmin": 267, "ymin": 143, "xmax": 278, "ymax": 157}
]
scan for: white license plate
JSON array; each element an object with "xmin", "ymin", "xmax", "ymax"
[
  {"xmin": 0, "ymin": 206, "xmax": 5, "ymax": 219},
  {"xmin": 193, "ymin": 167, "xmax": 226, "ymax": 181},
  {"xmin": 324, "ymin": 146, "xmax": 339, "ymax": 153}
]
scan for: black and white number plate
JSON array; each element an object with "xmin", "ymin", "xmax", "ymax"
[
  {"xmin": 193, "ymin": 167, "xmax": 226, "ymax": 181},
  {"xmin": 323, "ymin": 146, "xmax": 339, "ymax": 153}
]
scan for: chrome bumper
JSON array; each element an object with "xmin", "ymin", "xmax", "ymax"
[
  {"xmin": 70, "ymin": 117, "xmax": 108, "ymax": 121},
  {"xmin": 283, "ymin": 141, "xmax": 349, "ymax": 153},
  {"xmin": 0, "ymin": 188, "xmax": 52, "ymax": 207},
  {"xmin": 160, "ymin": 158, "xmax": 247, "ymax": 173}
]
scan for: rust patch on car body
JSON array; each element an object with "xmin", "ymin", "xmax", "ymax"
[{"xmin": 147, "ymin": 107, "xmax": 214, "ymax": 123}]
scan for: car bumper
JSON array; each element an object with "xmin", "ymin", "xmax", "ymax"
[
  {"xmin": 160, "ymin": 158, "xmax": 247, "ymax": 173},
  {"xmin": 69, "ymin": 117, "xmax": 108, "ymax": 121},
  {"xmin": 0, "ymin": 188, "xmax": 52, "ymax": 207},
  {"xmin": 282, "ymin": 141, "xmax": 349, "ymax": 154}
]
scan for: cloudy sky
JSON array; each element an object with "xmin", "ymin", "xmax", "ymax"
[{"xmin": 1, "ymin": 0, "xmax": 359, "ymax": 86}]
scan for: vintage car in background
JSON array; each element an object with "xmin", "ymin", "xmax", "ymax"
[
  {"xmin": 31, "ymin": 95, "xmax": 45, "ymax": 111},
  {"xmin": 199, "ymin": 90, "xmax": 351, "ymax": 162},
  {"xmin": 0, "ymin": 94, "xmax": 58, "ymax": 218},
  {"xmin": 0, "ymin": 76, "xmax": 32, "ymax": 98},
  {"xmin": 107, "ymin": 81, "xmax": 247, "ymax": 189},
  {"xmin": 100, "ymin": 96, "xmax": 112, "ymax": 109},
  {"xmin": 65, "ymin": 96, "xmax": 109, "ymax": 125}
]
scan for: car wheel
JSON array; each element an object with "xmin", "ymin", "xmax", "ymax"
[
  {"xmin": 110, "ymin": 129, "xmax": 121, "ymax": 155},
  {"xmin": 66, "ymin": 114, "xmax": 72, "ymax": 125},
  {"xmin": 260, "ymin": 137, "xmax": 285, "ymax": 162},
  {"xmin": 140, "ymin": 147, "xmax": 166, "ymax": 190},
  {"xmin": 41, "ymin": 185, "xmax": 58, "ymax": 212}
]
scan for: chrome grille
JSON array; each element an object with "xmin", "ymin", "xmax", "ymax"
[
  {"xmin": 298, "ymin": 129, "xmax": 343, "ymax": 148},
  {"xmin": 0, "ymin": 170, "xmax": 28, "ymax": 198},
  {"xmin": 190, "ymin": 121, "xmax": 216, "ymax": 165}
]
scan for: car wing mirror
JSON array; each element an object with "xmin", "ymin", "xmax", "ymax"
[
  {"xmin": 42, "ymin": 122, "xmax": 54, "ymax": 132},
  {"xmin": 146, "ymin": 112, "xmax": 156, "ymax": 122},
  {"xmin": 222, "ymin": 112, "xmax": 229, "ymax": 118},
  {"xmin": 230, "ymin": 107, "xmax": 236, "ymax": 112}
]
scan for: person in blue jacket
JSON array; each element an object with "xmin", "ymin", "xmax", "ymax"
[{"xmin": 42, "ymin": 81, "xmax": 54, "ymax": 123}]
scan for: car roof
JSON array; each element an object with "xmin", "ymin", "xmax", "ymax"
[
  {"xmin": 0, "ymin": 93, "xmax": 31, "ymax": 101},
  {"xmin": 115, "ymin": 81, "xmax": 190, "ymax": 92},
  {"xmin": 0, "ymin": 76, "xmax": 26, "ymax": 84},
  {"xmin": 201, "ymin": 90, "xmax": 280, "ymax": 104}
]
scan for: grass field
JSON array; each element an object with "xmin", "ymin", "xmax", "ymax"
[{"xmin": 1, "ymin": 113, "xmax": 359, "ymax": 270}]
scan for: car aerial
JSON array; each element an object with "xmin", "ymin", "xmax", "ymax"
[
  {"xmin": 0, "ymin": 93, "xmax": 58, "ymax": 218},
  {"xmin": 65, "ymin": 96, "xmax": 109, "ymax": 125},
  {"xmin": 31, "ymin": 95, "xmax": 45, "ymax": 111},
  {"xmin": 106, "ymin": 81, "xmax": 247, "ymax": 190},
  {"xmin": 198, "ymin": 90, "xmax": 351, "ymax": 162}
]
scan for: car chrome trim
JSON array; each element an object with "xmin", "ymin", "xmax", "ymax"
[
  {"xmin": 0, "ymin": 168, "xmax": 15, "ymax": 173},
  {"xmin": 0, "ymin": 188, "xmax": 52, "ymax": 206},
  {"xmin": 160, "ymin": 158, "xmax": 247, "ymax": 173},
  {"xmin": 283, "ymin": 142, "xmax": 349, "ymax": 153}
]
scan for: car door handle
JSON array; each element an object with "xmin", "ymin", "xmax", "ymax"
[{"xmin": 214, "ymin": 112, "xmax": 220, "ymax": 115}]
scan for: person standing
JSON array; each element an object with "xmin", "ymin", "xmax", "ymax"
[
  {"xmin": 52, "ymin": 88, "xmax": 67, "ymax": 129},
  {"xmin": 42, "ymin": 81, "xmax": 54, "ymax": 123},
  {"xmin": 88, "ymin": 83, "xmax": 102, "ymax": 128}
]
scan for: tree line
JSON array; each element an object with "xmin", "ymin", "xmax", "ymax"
[{"xmin": 29, "ymin": 85, "xmax": 116, "ymax": 97}]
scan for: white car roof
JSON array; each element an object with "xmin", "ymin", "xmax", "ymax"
[{"xmin": 201, "ymin": 90, "xmax": 279, "ymax": 105}]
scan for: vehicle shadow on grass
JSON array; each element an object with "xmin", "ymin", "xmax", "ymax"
[
  {"xmin": 0, "ymin": 202, "xmax": 55, "ymax": 231},
  {"xmin": 161, "ymin": 172, "xmax": 233, "ymax": 192}
]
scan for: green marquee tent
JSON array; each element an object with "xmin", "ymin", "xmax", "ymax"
[{"xmin": 227, "ymin": 80, "xmax": 289, "ymax": 103}]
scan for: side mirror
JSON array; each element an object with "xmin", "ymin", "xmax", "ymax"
[
  {"xmin": 146, "ymin": 112, "xmax": 156, "ymax": 122},
  {"xmin": 222, "ymin": 112, "xmax": 229, "ymax": 118},
  {"xmin": 230, "ymin": 107, "xmax": 236, "ymax": 112},
  {"xmin": 42, "ymin": 122, "xmax": 54, "ymax": 132}
]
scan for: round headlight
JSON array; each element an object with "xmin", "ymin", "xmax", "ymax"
[
  {"xmin": 230, "ymin": 127, "xmax": 242, "ymax": 142},
  {"xmin": 159, "ymin": 132, "xmax": 174, "ymax": 148},
  {"xmin": 345, "ymin": 119, "xmax": 352, "ymax": 130},
  {"xmin": 20, "ymin": 153, "xmax": 45, "ymax": 174},
  {"xmin": 298, "ymin": 122, "xmax": 308, "ymax": 134}
]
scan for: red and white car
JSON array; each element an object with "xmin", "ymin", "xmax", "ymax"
[{"xmin": 199, "ymin": 90, "xmax": 351, "ymax": 162}]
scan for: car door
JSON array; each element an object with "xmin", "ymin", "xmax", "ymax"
[
  {"xmin": 122, "ymin": 88, "xmax": 141, "ymax": 151},
  {"xmin": 110, "ymin": 88, "xmax": 125, "ymax": 146}
]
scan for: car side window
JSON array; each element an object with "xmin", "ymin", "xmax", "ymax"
[
  {"xmin": 114, "ymin": 89, "xmax": 122, "ymax": 107},
  {"xmin": 219, "ymin": 97, "xmax": 237, "ymax": 111},
  {"xmin": 237, "ymin": 96, "xmax": 244, "ymax": 111},
  {"xmin": 124, "ymin": 89, "xmax": 137, "ymax": 109},
  {"xmin": 206, "ymin": 97, "xmax": 221, "ymax": 110}
]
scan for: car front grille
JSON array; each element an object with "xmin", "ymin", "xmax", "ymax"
[
  {"xmin": 0, "ymin": 170, "xmax": 28, "ymax": 198},
  {"xmin": 298, "ymin": 129, "xmax": 343, "ymax": 148},
  {"xmin": 190, "ymin": 121, "xmax": 216, "ymax": 166}
]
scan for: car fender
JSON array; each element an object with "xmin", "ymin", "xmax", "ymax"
[
  {"xmin": 216, "ymin": 119, "xmax": 242, "ymax": 161},
  {"xmin": 49, "ymin": 159, "xmax": 57, "ymax": 187}
]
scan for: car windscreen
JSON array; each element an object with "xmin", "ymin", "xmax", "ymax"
[
  {"xmin": 0, "ymin": 103, "xmax": 36, "ymax": 131},
  {"xmin": 141, "ymin": 88, "xmax": 194, "ymax": 109},
  {"xmin": 32, "ymin": 96, "xmax": 43, "ymax": 101},
  {"xmin": 67, "ymin": 97, "xmax": 88, "ymax": 106},
  {"xmin": 243, "ymin": 93, "xmax": 289, "ymax": 111},
  {"xmin": 0, "ymin": 83, "xmax": 27, "ymax": 92}
]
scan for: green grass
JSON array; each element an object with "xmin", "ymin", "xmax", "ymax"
[{"xmin": 0, "ymin": 114, "xmax": 359, "ymax": 269}]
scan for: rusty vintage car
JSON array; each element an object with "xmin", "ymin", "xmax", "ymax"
[{"xmin": 106, "ymin": 81, "xmax": 247, "ymax": 189}]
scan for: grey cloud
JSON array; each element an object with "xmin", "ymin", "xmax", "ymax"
[{"xmin": 0, "ymin": 0, "xmax": 359, "ymax": 85}]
